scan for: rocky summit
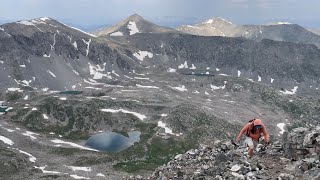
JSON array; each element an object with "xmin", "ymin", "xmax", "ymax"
[{"xmin": 0, "ymin": 13, "xmax": 320, "ymax": 180}]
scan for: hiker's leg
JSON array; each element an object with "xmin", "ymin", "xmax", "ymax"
[
  {"xmin": 248, "ymin": 145, "xmax": 255, "ymax": 157},
  {"xmin": 245, "ymin": 137, "xmax": 255, "ymax": 157}
]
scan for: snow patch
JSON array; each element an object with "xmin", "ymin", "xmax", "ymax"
[
  {"xmin": 238, "ymin": 70, "xmax": 241, "ymax": 77},
  {"xmin": 110, "ymin": 31, "xmax": 124, "ymax": 36},
  {"xmin": 178, "ymin": 61, "xmax": 188, "ymax": 69},
  {"xmin": 271, "ymin": 78, "xmax": 274, "ymax": 83},
  {"xmin": 136, "ymin": 84, "xmax": 159, "ymax": 89},
  {"xmin": 96, "ymin": 173, "xmax": 105, "ymax": 177},
  {"xmin": 22, "ymin": 131, "xmax": 40, "ymax": 140},
  {"xmin": 280, "ymin": 86, "xmax": 298, "ymax": 95},
  {"xmin": 47, "ymin": 70, "xmax": 56, "ymax": 78},
  {"xmin": 73, "ymin": 41, "xmax": 78, "ymax": 49},
  {"xmin": 167, "ymin": 68, "xmax": 176, "ymax": 73},
  {"xmin": 32, "ymin": 108, "xmax": 38, "ymax": 111},
  {"xmin": 101, "ymin": 109, "xmax": 146, "ymax": 120},
  {"xmin": 66, "ymin": 166, "xmax": 92, "ymax": 172},
  {"xmin": 34, "ymin": 166, "xmax": 61, "ymax": 174},
  {"xmin": 258, "ymin": 76, "xmax": 262, "ymax": 82},
  {"xmin": 170, "ymin": 85, "xmax": 188, "ymax": 92},
  {"xmin": 51, "ymin": 139, "xmax": 99, "ymax": 152},
  {"xmin": 70, "ymin": 175, "xmax": 90, "ymax": 179},
  {"xmin": 158, "ymin": 121, "xmax": 181, "ymax": 136},
  {"xmin": 88, "ymin": 62, "xmax": 111, "ymax": 80},
  {"xmin": 133, "ymin": 51, "xmax": 153, "ymax": 61},
  {"xmin": 216, "ymin": 68, "xmax": 220, "ymax": 71},
  {"xmin": 277, "ymin": 123, "xmax": 286, "ymax": 134},
  {"xmin": 0, "ymin": 135, "xmax": 14, "ymax": 145},
  {"xmin": 127, "ymin": 21, "xmax": 140, "ymax": 35},
  {"xmin": 60, "ymin": 97, "xmax": 67, "ymax": 100},
  {"xmin": 190, "ymin": 64, "xmax": 196, "ymax": 69},
  {"xmin": 161, "ymin": 114, "xmax": 168, "ymax": 117},
  {"xmin": 73, "ymin": 70, "xmax": 80, "ymax": 75},
  {"xmin": 43, "ymin": 114, "xmax": 49, "ymax": 119},
  {"xmin": 210, "ymin": 81, "xmax": 227, "ymax": 90},
  {"xmin": 24, "ymin": 95, "xmax": 29, "ymax": 100},
  {"xmin": 8, "ymin": 88, "xmax": 23, "ymax": 92},
  {"xmin": 82, "ymin": 39, "xmax": 91, "ymax": 56}
]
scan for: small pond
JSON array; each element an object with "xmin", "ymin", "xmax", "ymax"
[{"xmin": 85, "ymin": 131, "xmax": 141, "ymax": 152}]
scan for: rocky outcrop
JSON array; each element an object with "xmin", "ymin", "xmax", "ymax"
[{"xmin": 129, "ymin": 126, "xmax": 320, "ymax": 179}]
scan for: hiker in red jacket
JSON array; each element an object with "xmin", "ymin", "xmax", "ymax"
[{"xmin": 237, "ymin": 118, "xmax": 270, "ymax": 157}]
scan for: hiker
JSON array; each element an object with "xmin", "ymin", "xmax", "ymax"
[{"xmin": 236, "ymin": 118, "xmax": 269, "ymax": 157}]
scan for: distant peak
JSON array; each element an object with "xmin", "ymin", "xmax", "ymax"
[
  {"xmin": 203, "ymin": 17, "xmax": 233, "ymax": 25},
  {"xmin": 127, "ymin": 14, "xmax": 144, "ymax": 21}
]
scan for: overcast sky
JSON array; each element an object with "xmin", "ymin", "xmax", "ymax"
[{"xmin": 0, "ymin": 0, "xmax": 319, "ymax": 28}]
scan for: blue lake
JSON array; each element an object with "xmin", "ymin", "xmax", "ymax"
[{"xmin": 85, "ymin": 131, "xmax": 141, "ymax": 152}]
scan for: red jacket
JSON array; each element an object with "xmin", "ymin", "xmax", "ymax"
[{"xmin": 237, "ymin": 120, "xmax": 269, "ymax": 142}]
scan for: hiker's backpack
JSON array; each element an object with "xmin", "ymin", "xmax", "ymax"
[{"xmin": 246, "ymin": 119, "xmax": 263, "ymax": 136}]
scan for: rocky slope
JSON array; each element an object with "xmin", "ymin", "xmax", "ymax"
[
  {"xmin": 177, "ymin": 17, "xmax": 320, "ymax": 48},
  {"xmin": 138, "ymin": 126, "xmax": 320, "ymax": 179}
]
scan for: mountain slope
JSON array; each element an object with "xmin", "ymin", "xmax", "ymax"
[
  {"xmin": 177, "ymin": 17, "xmax": 320, "ymax": 48},
  {"xmin": 94, "ymin": 14, "xmax": 177, "ymax": 37}
]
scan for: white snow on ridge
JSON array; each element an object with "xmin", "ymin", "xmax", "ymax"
[
  {"xmin": 127, "ymin": 21, "xmax": 140, "ymax": 35},
  {"xmin": 40, "ymin": 17, "xmax": 50, "ymax": 21},
  {"xmin": 59, "ymin": 22, "xmax": 97, "ymax": 37},
  {"xmin": 100, "ymin": 109, "xmax": 147, "ymax": 120},
  {"xmin": 66, "ymin": 166, "xmax": 92, "ymax": 172},
  {"xmin": 275, "ymin": 22, "xmax": 292, "ymax": 25},
  {"xmin": 51, "ymin": 139, "xmax": 99, "ymax": 152},
  {"xmin": 0, "ymin": 28, "xmax": 11, "ymax": 36},
  {"xmin": 170, "ymin": 85, "xmax": 188, "ymax": 92},
  {"xmin": 47, "ymin": 70, "xmax": 56, "ymax": 78},
  {"xmin": 277, "ymin": 123, "xmax": 286, "ymax": 134},
  {"xmin": 133, "ymin": 51, "xmax": 153, "ymax": 61},
  {"xmin": 271, "ymin": 78, "xmax": 274, "ymax": 83},
  {"xmin": 110, "ymin": 31, "xmax": 124, "ymax": 36},
  {"xmin": 0, "ymin": 135, "xmax": 14, "ymax": 145},
  {"xmin": 136, "ymin": 84, "xmax": 160, "ymax": 89},
  {"xmin": 280, "ymin": 86, "xmax": 298, "ymax": 95},
  {"xmin": 17, "ymin": 20, "xmax": 35, "ymax": 26},
  {"xmin": 206, "ymin": 19, "xmax": 214, "ymax": 24},
  {"xmin": 70, "ymin": 175, "xmax": 90, "ymax": 179}
]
